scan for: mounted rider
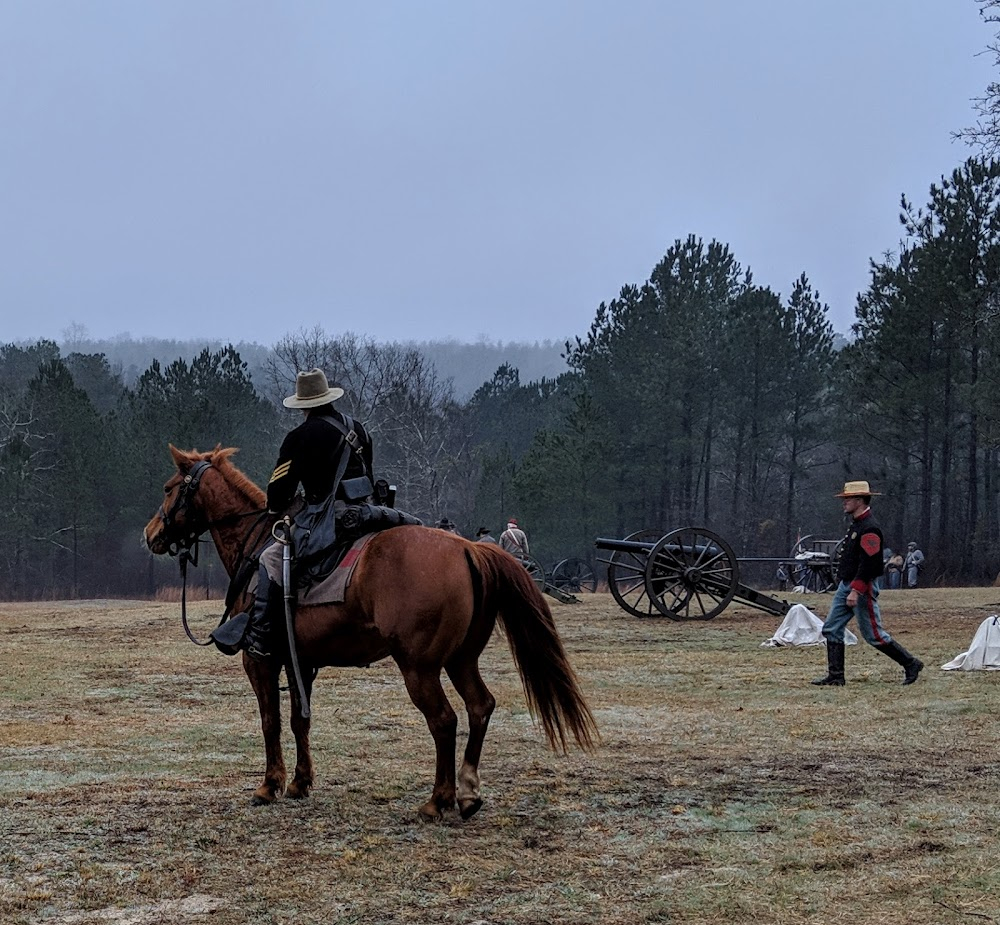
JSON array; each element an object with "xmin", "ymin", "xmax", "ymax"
[{"xmin": 227, "ymin": 368, "xmax": 374, "ymax": 661}]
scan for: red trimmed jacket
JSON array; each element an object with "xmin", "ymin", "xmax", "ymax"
[{"xmin": 835, "ymin": 509, "xmax": 885, "ymax": 594}]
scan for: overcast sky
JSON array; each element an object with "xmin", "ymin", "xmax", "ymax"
[{"xmin": 0, "ymin": 1, "xmax": 993, "ymax": 348}]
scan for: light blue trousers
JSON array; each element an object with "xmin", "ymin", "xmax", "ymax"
[{"xmin": 821, "ymin": 581, "xmax": 894, "ymax": 647}]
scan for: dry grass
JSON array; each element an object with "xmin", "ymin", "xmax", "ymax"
[{"xmin": 1, "ymin": 588, "xmax": 998, "ymax": 924}]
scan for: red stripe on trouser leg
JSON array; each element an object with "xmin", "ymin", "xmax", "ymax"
[{"xmin": 866, "ymin": 594, "xmax": 886, "ymax": 644}]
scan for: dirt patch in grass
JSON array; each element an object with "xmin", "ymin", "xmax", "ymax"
[{"xmin": 1, "ymin": 588, "xmax": 998, "ymax": 924}]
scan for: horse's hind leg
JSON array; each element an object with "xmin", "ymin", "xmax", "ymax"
[
  {"xmin": 399, "ymin": 666, "xmax": 458, "ymax": 821},
  {"xmin": 246, "ymin": 657, "xmax": 287, "ymax": 805},
  {"xmin": 445, "ymin": 657, "xmax": 496, "ymax": 819},
  {"xmin": 287, "ymin": 670, "xmax": 315, "ymax": 799}
]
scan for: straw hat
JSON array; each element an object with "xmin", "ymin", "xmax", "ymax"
[
  {"xmin": 283, "ymin": 369, "xmax": 345, "ymax": 409},
  {"xmin": 834, "ymin": 480, "xmax": 881, "ymax": 498}
]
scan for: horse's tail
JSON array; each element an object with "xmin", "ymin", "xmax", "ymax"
[{"xmin": 465, "ymin": 544, "xmax": 598, "ymax": 753}]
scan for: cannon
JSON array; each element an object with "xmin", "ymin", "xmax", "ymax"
[
  {"xmin": 512, "ymin": 553, "xmax": 596, "ymax": 604},
  {"xmin": 595, "ymin": 526, "xmax": 793, "ymax": 620},
  {"xmin": 786, "ymin": 534, "xmax": 843, "ymax": 593}
]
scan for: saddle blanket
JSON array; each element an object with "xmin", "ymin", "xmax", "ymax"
[{"xmin": 261, "ymin": 533, "xmax": 375, "ymax": 606}]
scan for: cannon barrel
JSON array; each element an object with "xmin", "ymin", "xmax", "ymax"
[
  {"xmin": 596, "ymin": 537, "xmax": 725, "ymax": 557},
  {"xmin": 595, "ymin": 537, "xmax": 656, "ymax": 554}
]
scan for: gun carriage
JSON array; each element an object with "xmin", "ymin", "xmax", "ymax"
[
  {"xmin": 595, "ymin": 526, "xmax": 843, "ymax": 621},
  {"xmin": 514, "ymin": 554, "xmax": 599, "ymax": 604}
]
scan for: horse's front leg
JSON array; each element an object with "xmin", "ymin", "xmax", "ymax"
[
  {"xmin": 286, "ymin": 667, "xmax": 315, "ymax": 799},
  {"xmin": 244, "ymin": 655, "xmax": 286, "ymax": 805}
]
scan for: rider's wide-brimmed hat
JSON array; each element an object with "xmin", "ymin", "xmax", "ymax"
[
  {"xmin": 283, "ymin": 369, "xmax": 345, "ymax": 409},
  {"xmin": 834, "ymin": 480, "xmax": 881, "ymax": 498}
]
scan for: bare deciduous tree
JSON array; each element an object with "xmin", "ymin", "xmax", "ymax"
[
  {"xmin": 955, "ymin": 1, "xmax": 1000, "ymax": 155},
  {"xmin": 264, "ymin": 328, "xmax": 477, "ymax": 523}
]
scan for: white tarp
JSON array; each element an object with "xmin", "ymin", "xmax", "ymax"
[
  {"xmin": 941, "ymin": 615, "xmax": 1000, "ymax": 671},
  {"xmin": 761, "ymin": 603, "xmax": 859, "ymax": 648}
]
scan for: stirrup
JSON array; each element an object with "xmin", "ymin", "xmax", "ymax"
[{"xmin": 245, "ymin": 638, "xmax": 272, "ymax": 662}]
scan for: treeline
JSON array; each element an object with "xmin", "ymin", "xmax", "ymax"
[
  {"xmin": 4, "ymin": 156, "xmax": 1000, "ymax": 599},
  {"xmin": 50, "ymin": 331, "xmax": 569, "ymax": 401}
]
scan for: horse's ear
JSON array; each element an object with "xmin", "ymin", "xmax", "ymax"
[
  {"xmin": 211, "ymin": 446, "xmax": 239, "ymax": 466},
  {"xmin": 169, "ymin": 444, "xmax": 190, "ymax": 470}
]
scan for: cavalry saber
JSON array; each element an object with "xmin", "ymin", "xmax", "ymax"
[{"xmin": 274, "ymin": 519, "xmax": 311, "ymax": 720}]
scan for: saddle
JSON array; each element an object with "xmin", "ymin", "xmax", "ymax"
[{"xmin": 296, "ymin": 500, "xmax": 423, "ymax": 587}]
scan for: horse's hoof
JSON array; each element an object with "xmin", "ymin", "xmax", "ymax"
[
  {"xmin": 250, "ymin": 787, "xmax": 281, "ymax": 806},
  {"xmin": 459, "ymin": 798, "xmax": 483, "ymax": 820},
  {"xmin": 286, "ymin": 782, "xmax": 312, "ymax": 800},
  {"xmin": 417, "ymin": 802, "xmax": 442, "ymax": 822}
]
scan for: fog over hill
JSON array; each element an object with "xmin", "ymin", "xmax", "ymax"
[{"xmin": 40, "ymin": 334, "xmax": 570, "ymax": 401}]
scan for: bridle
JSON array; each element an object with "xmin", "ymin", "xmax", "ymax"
[
  {"xmin": 158, "ymin": 460, "xmax": 214, "ymax": 556},
  {"xmin": 156, "ymin": 458, "xmax": 270, "ymax": 646}
]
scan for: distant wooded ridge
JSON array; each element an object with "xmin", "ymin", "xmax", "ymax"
[{"xmin": 30, "ymin": 334, "xmax": 574, "ymax": 400}]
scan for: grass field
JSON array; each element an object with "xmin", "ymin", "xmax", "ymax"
[{"xmin": 1, "ymin": 586, "xmax": 998, "ymax": 924}]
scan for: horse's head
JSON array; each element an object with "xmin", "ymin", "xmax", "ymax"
[{"xmin": 144, "ymin": 445, "xmax": 230, "ymax": 556}]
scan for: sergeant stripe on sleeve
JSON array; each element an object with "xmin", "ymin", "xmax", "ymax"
[{"xmin": 269, "ymin": 461, "xmax": 292, "ymax": 484}]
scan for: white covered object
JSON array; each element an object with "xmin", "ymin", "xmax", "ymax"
[
  {"xmin": 941, "ymin": 615, "xmax": 1000, "ymax": 671},
  {"xmin": 761, "ymin": 603, "xmax": 859, "ymax": 648}
]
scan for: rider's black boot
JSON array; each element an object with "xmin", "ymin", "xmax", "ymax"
[
  {"xmin": 811, "ymin": 639, "xmax": 846, "ymax": 686},
  {"xmin": 243, "ymin": 572, "xmax": 284, "ymax": 662},
  {"xmin": 875, "ymin": 639, "xmax": 924, "ymax": 685}
]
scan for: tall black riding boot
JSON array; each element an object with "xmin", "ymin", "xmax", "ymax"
[
  {"xmin": 243, "ymin": 571, "xmax": 284, "ymax": 662},
  {"xmin": 875, "ymin": 639, "xmax": 924, "ymax": 685},
  {"xmin": 812, "ymin": 639, "xmax": 846, "ymax": 686}
]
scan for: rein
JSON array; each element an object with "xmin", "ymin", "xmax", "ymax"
[{"xmin": 160, "ymin": 459, "xmax": 269, "ymax": 646}]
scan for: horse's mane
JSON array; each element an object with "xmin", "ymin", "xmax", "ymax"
[
  {"xmin": 211, "ymin": 447, "xmax": 267, "ymax": 506},
  {"xmin": 171, "ymin": 444, "xmax": 266, "ymax": 507}
]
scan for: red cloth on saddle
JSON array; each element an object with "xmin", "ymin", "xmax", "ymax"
[
  {"xmin": 300, "ymin": 534, "xmax": 375, "ymax": 605},
  {"xmin": 261, "ymin": 534, "xmax": 375, "ymax": 605}
]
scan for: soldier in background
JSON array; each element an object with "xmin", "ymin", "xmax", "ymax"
[
  {"xmin": 904, "ymin": 542, "xmax": 925, "ymax": 588},
  {"xmin": 500, "ymin": 518, "xmax": 529, "ymax": 556}
]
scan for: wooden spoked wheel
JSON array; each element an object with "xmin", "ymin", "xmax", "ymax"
[
  {"xmin": 518, "ymin": 554, "xmax": 546, "ymax": 591},
  {"xmin": 551, "ymin": 557, "xmax": 598, "ymax": 593},
  {"xmin": 788, "ymin": 534, "xmax": 841, "ymax": 593},
  {"xmin": 644, "ymin": 526, "xmax": 739, "ymax": 620},
  {"xmin": 607, "ymin": 529, "xmax": 664, "ymax": 618}
]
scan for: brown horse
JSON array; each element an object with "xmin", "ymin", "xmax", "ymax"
[{"xmin": 143, "ymin": 445, "xmax": 597, "ymax": 820}]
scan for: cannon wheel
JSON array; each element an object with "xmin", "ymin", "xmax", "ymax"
[
  {"xmin": 644, "ymin": 526, "xmax": 739, "ymax": 620},
  {"xmin": 788, "ymin": 534, "xmax": 839, "ymax": 593},
  {"xmin": 607, "ymin": 528, "xmax": 664, "ymax": 618},
  {"xmin": 551, "ymin": 557, "xmax": 598, "ymax": 593},
  {"xmin": 519, "ymin": 553, "xmax": 546, "ymax": 591},
  {"xmin": 790, "ymin": 558, "xmax": 834, "ymax": 593},
  {"xmin": 788, "ymin": 534, "xmax": 820, "ymax": 561}
]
